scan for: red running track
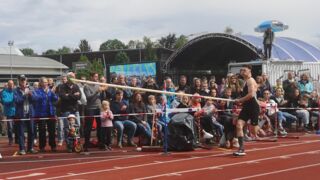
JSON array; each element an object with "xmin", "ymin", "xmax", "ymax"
[{"xmin": 0, "ymin": 133, "xmax": 319, "ymax": 180}]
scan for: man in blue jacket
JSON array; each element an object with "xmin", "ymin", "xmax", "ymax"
[
  {"xmin": 1, "ymin": 80, "xmax": 16, "ymax": 145},
  {"xmin": 14, "ymin": 75, "xmax": 38, "ymax": 155},
  {"xmin": 31, "ymin": 77, "xmax": 58, "ymax": 152}
]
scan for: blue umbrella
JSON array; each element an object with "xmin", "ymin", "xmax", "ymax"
[{"xmin": 255, "ymin": 20, "xmax": 289, "ymax": 32}]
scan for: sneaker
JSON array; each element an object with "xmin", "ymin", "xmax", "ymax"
[
  {"xmin": 0, "ymin": 153, "xmax": 2, "ymax": 159},
  {"xmin": 117, "ymin": 142, "xmax": 123, "ymax": 149},
  {"xmin": 233, "ymin": 149, "xmax": 246, "ymax": 156},
  {"xmin": 203, "ymin": 130, "xmax": 214, "ymax": 139},
  {"xmin": 279, "ymin": 130, "xmax": 288, "ymax": 136},
  {"xmin": 107, "ymin": 146, "xmax": 113, "ymax": 151},
  {"xmin": 57, "ymin": 141, "xmax": 63, "ymax": 146},
  {"xmin": 28, "ymin": 149, "xmax": 38, "ymax": 154},
  {"xmin": 18, "ymin": 150, "xmax": 26, "ymax": 155}
]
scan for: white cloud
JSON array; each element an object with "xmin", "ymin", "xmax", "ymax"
[{"xmin": 0, "ymin": 0, "xmax": 319, "ymax": 53}]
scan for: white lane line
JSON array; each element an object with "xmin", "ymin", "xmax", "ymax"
[
  {"xmin": 0, "ymin": 154, "xmax": 138, "ymax": 164},
  {"xmin": 133, "ymin": 149, "xmax": 320, "ymax": 180},
  {"xmin": 232, "ymin": 163, "xmax": 320, "ymax": 180},
  {"xmin": 38, "ymin": 140, "xmax": 320, "ymax": 180},
  {"xmin": 6, "ymin": 173, "xmax": 46, "ymax": 180},
  {"xmin": 246, "ymin": 160, "xmax": 260, "ymax": 164},
  {"xmin": 0, "ymin": 155, "xmax": 148, "ymax": 176}
]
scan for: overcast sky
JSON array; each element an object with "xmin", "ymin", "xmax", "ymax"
[{"xmin": 0, "ymin": 0, "xmax": 319, "ymax": 54}]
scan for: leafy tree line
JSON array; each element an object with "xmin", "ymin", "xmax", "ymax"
[
  {"xmin": 20, "ymin": 33, "xmax": 189, "ymax": 77},
  {"xmin": 25, "ymin": 33, "xmax": 187, "ymax": 56}
]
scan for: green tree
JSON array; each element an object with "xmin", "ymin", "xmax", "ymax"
[
  {"xmin": 158, "ymin": 33, "xmax": 177, "ymax": 49},
  {"xmin": 90, "ymin": 58, "xmax": 104, "ymax": 76},
  {"xmin": 76, "ymin": 56, "xmax": 104, "ymax": 79},
  {"xmin": 143, "ymin": 36, "xmax": 158, "ymax": 61},
  {"xmin": 99, "ymin": 39, "xmax": 126, "ymax": 50},
  {"xmin": 127, "ymin": 40, "xmax": 144, "ymax": 49},
  {"xmin": 42, "ymin": 49, "xmax": 58, "ymax": 55},
  {"xmin": 73, "ymin": 48, "xmax": 81, "ymax": 53},
  {"xmin": 174, "ymin": 35, "xmax": 188, "ymax": 49},
  {"xmin": 57, "ymin": 46, "xmax": 71, "ymax": 54},
  {"xmin": 79, "ymin": 39, "xmax": 92, "ymax": 52},
  {"xmin": 20, "ymin": 48, "xmax": 36, "ymax": 56},
  {"xmin": 114, "ymin": 51, "xmax": 130, "ymax": 64}
]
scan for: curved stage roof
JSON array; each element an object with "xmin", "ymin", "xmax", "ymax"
[{"xmin": 165, "ymin": 33, "xmax": 320, "ymax": 74}]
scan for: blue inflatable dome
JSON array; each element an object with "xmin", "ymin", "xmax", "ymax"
[{"xmin": 241, "ymin": 35, "xmax": 320, "ymax": 62}]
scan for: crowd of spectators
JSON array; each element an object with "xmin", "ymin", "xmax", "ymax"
[{"xmin": 0, "ymin": 70, "xmax": 319, "ymax": 156}]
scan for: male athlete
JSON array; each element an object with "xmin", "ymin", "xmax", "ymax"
[{"xmin": 234, "ymin": 65, "xmax": 260, "ymax": 156}]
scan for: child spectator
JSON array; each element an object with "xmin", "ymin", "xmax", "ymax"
[
  {"xmin": 66, "ymin": 114, "xmax": 80, "ymax": 153},
  {"xmin": 100, "ymin": 100, "xmax": 114, "ymax": 150}
]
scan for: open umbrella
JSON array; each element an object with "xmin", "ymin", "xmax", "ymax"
[{"xmin": 255, "ymin": 20, "xmax": 289, "ymax": 32}]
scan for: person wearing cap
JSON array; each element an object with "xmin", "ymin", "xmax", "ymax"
[
  {"xmin": 58, "ymin": 72, "xmax": 81, "ymax": 146},
  {"xmin": 1, "ymin": 79, "xmax": 16, "ymax": 145},
  {"xmin": 14, "ymin": 75, "xmax": 37, "ymax": 155},
  {"xmin": 66, "ymin": 114, "xmax": 80, "ymax": 152}
]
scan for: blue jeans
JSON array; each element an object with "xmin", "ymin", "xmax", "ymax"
[
  {"xmin": 6, "ymin": 116, "xmax": 14, "ymax": 143},
  {"xmin": 113, "ymin": 120, "xmax": 137, "ymax": 144},
  {"xmin": 281, "ymin": 112, "xmax": 298, "ymax": 123},
  {"xmin": 212, "ymin": 121, "xmax": 224, "ymax": 136},
  {"xmin": 16, "ymin": 114, "xmax": 35, "ymax": 151},
  {"xmin": 136, "ymin": 122, "xmax": 152, "ymax": 140}
]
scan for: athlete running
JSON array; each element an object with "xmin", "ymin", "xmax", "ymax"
[{"xmin": 233, "ymin": 65, "xmax": 260, "ymax": 156}]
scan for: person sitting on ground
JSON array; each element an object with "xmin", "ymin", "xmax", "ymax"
[
  {"xmin": 111, "ymin": 90, "xmax": 137, "ymax": 148},
  {"xmin": 201, "ymin": 99, "xmax": 223, "ymax": 139},
  {"xmin": 255, "ymin": 101, "xmax": 273, "ymax": 137},
  {"xmin": 129, "ymin": 92, "xmax": 152, "ymax": 145},
  {"xmin": 176, "ymin": 95, "xmax": 190, "ymax": 109},
  {"xmin": 146, "ymin": 95, "xmax": 163, "ymax": 142},
  {"xmin": 287, "ymin": 89, "xmax": 310, "ymax": 132},
  {"xmin": 271, "ymin": 88, "xmax": 297, "ymax": 129},
  {"xmin": 261, "ymin": 90, "xmax": 287, "ymax": 135}
]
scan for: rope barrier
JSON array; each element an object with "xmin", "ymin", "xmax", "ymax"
[{"xmin": 70, "ymin": 78, "xmax": 235, "ymax": 102}]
